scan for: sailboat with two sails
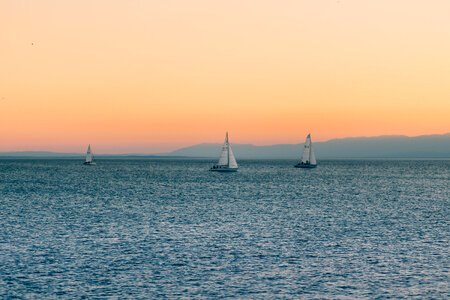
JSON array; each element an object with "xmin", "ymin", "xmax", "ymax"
[
  {"xmin": 210, "ymin": 132, "xmax": 238, "ymax": 172},
  {"xmin": 83, "ymin": 144, "xmax": 96, "ymax": 165},
  {"xmin": 295, "ymin": 133, "xmax": 317, "ymax": 168}
]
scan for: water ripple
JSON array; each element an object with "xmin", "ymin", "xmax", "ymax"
[{"xmin": 0, "ymin": 159, "xmax": 449, "ymax": 298}]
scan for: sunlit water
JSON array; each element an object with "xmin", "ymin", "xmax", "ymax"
[{"xmin": 0, "ymin": 159, "xmax": 448, "ymax": 298}]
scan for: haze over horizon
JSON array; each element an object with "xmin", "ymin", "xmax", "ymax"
[{"xmin": 1, "ymin": 1, "xmax": 449, "ymax": 153}]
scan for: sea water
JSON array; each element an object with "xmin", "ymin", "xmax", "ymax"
[{"xmin": 0, "ymin": 159, "xmax": 448, "ymax": 298}]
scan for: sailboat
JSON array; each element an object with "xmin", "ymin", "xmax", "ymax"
[
  {"xmin": 210, "ymin": 132, "xmax": 238, "ymax": 172},
  {"xmin": 295, "ymin": 133, "xmax": 317, "ymax": 168},
  {"xmin": 83, "ymin": 144, "xmax": 96, "ymax": 165}
]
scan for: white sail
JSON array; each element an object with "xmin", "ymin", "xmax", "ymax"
[
  {"xmin": 85, "ymin": 145, "xmax": 93, "ymax": 163},
  {"xmin": 228, "ymin": 144, "xmax": 238, "ymax": 168},
  {"xmin": 216, "ymin": 132, "xmax": 238, "ymax": 168},
  {"xmin": 301, "ymin": 134, "xmax": 311, "ymax": 164},
  {"xmin": 217, "ymin": 133, "xmax": 229, "ymax": 166},
  {"xmin": 309, "ymin": 143, "xmax": 316, "ymax": 165}
]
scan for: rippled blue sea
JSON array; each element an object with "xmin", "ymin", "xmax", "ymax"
[{"xmin": 0, "ymin": 159, "xmax": 449, "ymax": 298}]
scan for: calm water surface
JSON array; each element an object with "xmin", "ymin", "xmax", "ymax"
[{"xmin": 0, "ymin": 159, "xmax": 449, "ymax": 298}]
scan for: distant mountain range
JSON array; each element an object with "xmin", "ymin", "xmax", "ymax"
[
  {"xmin": 1, "ymin": 133, "xmax": 449, "ymax": 159},
  {"xmin": 163, "ymin": 133, "xmax": 450, "ymax": 159}
]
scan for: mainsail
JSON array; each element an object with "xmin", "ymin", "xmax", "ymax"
[
  {"xmin": 85, "ymin": 145, "xmax": 93, "ymax": 163},
  {"xmin": 217, "ymin": 132, "xmax": 238, "ymax": 168},
  {"xmin": 228, "ymin": 144, "xmax": 238, "ymax": 168},
  {"xmin": 309, "ymin": 143, "xmax": 317, "ymax": 165},
  {"xmin": 301, "ymin": 134, "xmax": 316, "ymax": 165}
]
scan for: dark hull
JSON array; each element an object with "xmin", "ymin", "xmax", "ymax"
[
  {"xmin": 294, "ymin": 163, "xmax": 316, "ymax": 168},
  {"xmin": 83, "ymin": 162, "xmax": 96, "ymax": 165},
  {"xmin": 209, "ymin": 167, "xmax": 238, "ymax": 172}
]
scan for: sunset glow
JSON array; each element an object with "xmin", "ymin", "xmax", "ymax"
[{"xmin": 1, "ymin": 0, "xmax": 449, "ymax": 153}]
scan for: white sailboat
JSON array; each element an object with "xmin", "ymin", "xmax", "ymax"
[
  {"xmin": 83, "ymin": 144, "xmax": 96, "ymax": 165},
  {"xmin": 210, "ymin": 132, "xmax": 238, "ymax": 172},
  {"xmin": 295, "ymin": 133, "xmax": 317, "ymax": 168}
]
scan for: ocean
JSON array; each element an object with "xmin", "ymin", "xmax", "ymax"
[{"xmin": 0, "ymin": 159, "xmax": 448, "ymax": 298}]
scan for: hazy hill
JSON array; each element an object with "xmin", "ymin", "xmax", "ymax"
[{"xmin": 164, "ymin": 133, "xmax": 450, "ymax": 159}]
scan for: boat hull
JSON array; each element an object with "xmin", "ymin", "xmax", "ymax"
[
  {"xmin": 209, "ymin": 167, "xmax": 238, "ymax": 172},
  {"xmin": 294, "ymin": 163, "xmax": 316, "ymax": 168},
  {"xmin": 83, "ymin": 162, "xmax": 96, "ymax": 165}
]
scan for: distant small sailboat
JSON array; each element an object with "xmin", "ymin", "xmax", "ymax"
[
  {"xmin": 210, "ymin": 132, "xmax": 238, "ymax": 172},
  {"xmin": 83, "ymin": 144, "xmax": 96, "ymax": 165},
  {"xmin": 295, "ymin": 134, "xmax": 317, "ymax": 168}
]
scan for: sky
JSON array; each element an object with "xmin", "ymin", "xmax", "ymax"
[{"xmin": 1, "ymin": 0, "xmax": 449, "ymax": 153}]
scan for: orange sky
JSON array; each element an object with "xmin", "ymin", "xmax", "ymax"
[{"xmin": 1, "ymin": 0, "xmax": 449, "ymax": 153}]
